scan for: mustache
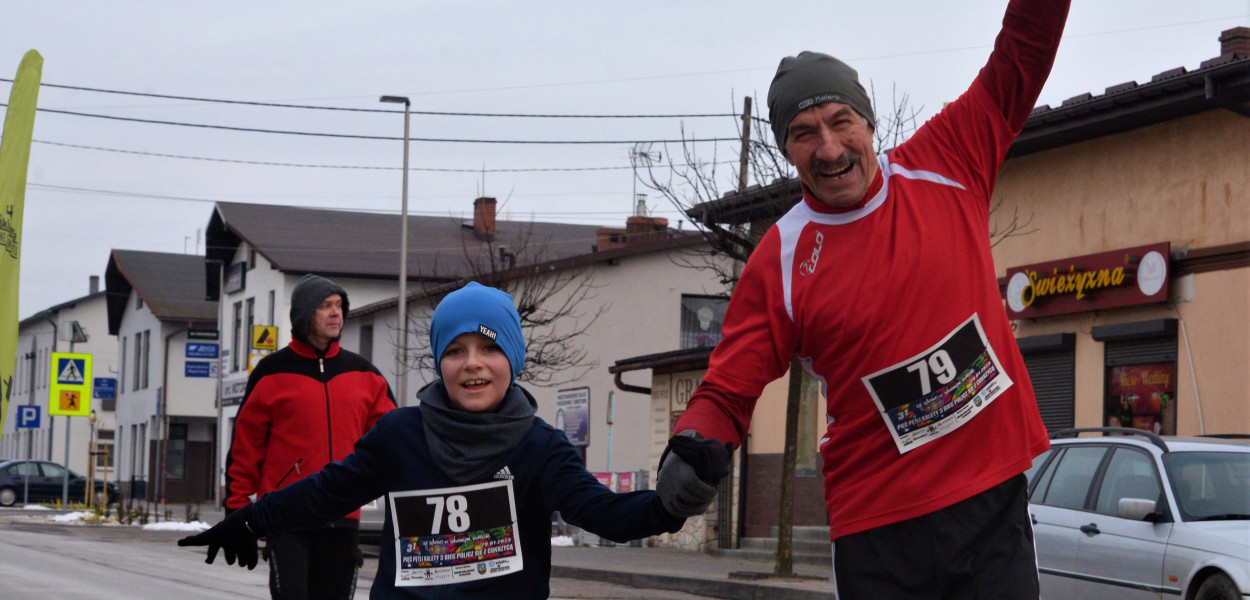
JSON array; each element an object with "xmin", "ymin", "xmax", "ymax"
[{"xmin": 810, "ymin": 152, "xmax": 860, "ymax": 173}]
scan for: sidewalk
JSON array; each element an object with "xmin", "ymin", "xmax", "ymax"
[{"xmin": 551, "ymin": 545, "xmax": 836, "ymax": 600}]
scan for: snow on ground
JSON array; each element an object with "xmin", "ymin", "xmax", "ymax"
[
  {"xmin": 143, "ymin": 520, "xmax": 211, "ymax": 531},
  {"xmin": 551, "ymin": 536, "xmax": 574, "ymax": 547}
]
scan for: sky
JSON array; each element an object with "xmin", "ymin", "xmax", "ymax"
[{"xmin": 4, "ymin": 0, "xmax": 1248, "ymax": 320}]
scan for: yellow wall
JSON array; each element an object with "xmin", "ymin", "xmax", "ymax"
[{"xmin": 993, "ymin": 110, "xmax": 1249, "ymax": 266}]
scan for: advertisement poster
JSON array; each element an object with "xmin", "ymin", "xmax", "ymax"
[
  {"xmin": 389, "ymin": 480, "xmax": 522, "ymax": 587},
  {"xmin": 1106, "ymin": 363, "xmax": 1176, "ymax": 434},
  {"xmin": 555, "ymin": 387, "xmax": 589, "ymax": 447}
]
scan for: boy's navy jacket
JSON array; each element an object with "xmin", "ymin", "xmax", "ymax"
[{"xmin": 252, "ymin": 390, "xmax": 684, "ymax": 599}]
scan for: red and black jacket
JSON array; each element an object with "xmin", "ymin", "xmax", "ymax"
[{"xmin": 225, "ymin": 338, "xmax": 395, "ymax": 522}]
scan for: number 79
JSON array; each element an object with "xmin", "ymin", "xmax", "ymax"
[{"xmin": 906, "ymin": 349, "xmax": 956, "ymax": 396}]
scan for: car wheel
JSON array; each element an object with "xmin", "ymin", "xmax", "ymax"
[
  {"xmin": 1196, "ymin": 573, "xmax": 1239, "ymax": 600},
  {"xmin": 0, "ymin": 487, "xmax": 16, "ymax": 507}
]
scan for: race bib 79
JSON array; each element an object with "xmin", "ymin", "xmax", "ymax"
[{"xmin": 861, "ymin": 314, "xmax": 1012, "ymax": 454}]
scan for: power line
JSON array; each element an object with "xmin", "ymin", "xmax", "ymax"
[
  {"xmin": 7, "ymin": 104, "xmax": 739, "ymax": 144},
  {"xmin": 0, "ymin": 78, "xmax": 737, "ymax": 119},
  {"xmin": 26, "ymin": 182, "xmax": 692, "ymax": 217},
  {"xmin": 31, "ymin": 139, "xmax": 743, "ymax": 172}
]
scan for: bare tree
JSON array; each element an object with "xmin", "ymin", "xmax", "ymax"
[{"xmin": 398, "ymin": 219, "xmax": 607, "ymax": 388}]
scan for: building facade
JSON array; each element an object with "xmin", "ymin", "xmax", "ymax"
[
  {"xmin": 2, "ymin": 277, "xmax": 117, "ymax": 485},
  {"xmin": 106, "ymin": 250, "xmax": 218, "ymax": 506}
]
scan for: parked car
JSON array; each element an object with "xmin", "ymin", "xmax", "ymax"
[
  {"xmin": 0, "ymin": 459, "xmax": 119, "ymax": 507},
  {"xmin": 1025, "ymin": 427, "xmax": 1250, "ymax": 600}
]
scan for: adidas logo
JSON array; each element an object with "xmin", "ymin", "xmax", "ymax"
[{"xmin": 493, "ymin": 466, "xmax": 514, "ymax": 480}]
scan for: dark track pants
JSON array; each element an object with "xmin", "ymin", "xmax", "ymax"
[
  {"xmin": 266, "ymin": 527, "xmax": 361, "ymax": 600},
  {"xmin": 831, "ymin": 474, "xmax": 1039, "ymax": 600}
]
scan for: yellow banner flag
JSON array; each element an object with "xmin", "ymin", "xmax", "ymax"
[{"xmin": 0, "ymin": 50, "xmax": 44, "ymax": 446}]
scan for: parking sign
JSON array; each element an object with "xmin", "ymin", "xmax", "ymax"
[{"xmin": 16, "ymin": 405, "xmax": 41, "ymax": 429}]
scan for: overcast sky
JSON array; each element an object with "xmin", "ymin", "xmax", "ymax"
[{"xmin": 5, "ymin": 1, "xmax": 1248, "ymax": 320}]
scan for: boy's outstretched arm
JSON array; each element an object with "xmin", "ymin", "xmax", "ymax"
[{"xmin": 176, "ymin": 504, "xmax": 265, "ymax": 570}]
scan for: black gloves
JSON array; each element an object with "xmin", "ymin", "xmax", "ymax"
[
  {"xmin": 656, "ymin": 430, "xmax": 733, "ymax": 518},
  {"xmin": 177, "ymin": 503, "xmax": 264, "ymax": 570}
]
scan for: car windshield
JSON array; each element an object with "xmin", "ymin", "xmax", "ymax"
[{"xmin": 1164, "ymin": 451, "xmax": 1250, "ymax": 521}]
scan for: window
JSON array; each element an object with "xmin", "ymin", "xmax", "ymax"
[
  {"xmin": 40, "ymin": 462, "xmax": 67, "ymax": 479},
  {"xmin": 232, "ymin": 301, "xmax": 243, "ymax": 372},
  {"xmin": 679, "ymin": 295, "xmax": 729, "ymax": 349},
  {"xmin": 248, "ymin": 248, "xmax": 257, "ymax": 270},
  {"xmin": 360, "ymin": 325, "xmax": 374, "ymax": 362},
  {"xmin": 133, "ymin": 335, "xmax": 142, "ymax": 392},
  {"xmin": 1106, "ymin": 363, "xmax": 1177, "ymax": 435},
  {"xmin": 95, "ymin": 430, "xmax": 115, "ymax": 468},
  {"xmin": 166, "ymin": 423, "xmax": 187, "ymax": 481},
  {"xmin": 1093, "ymin": 448, "xmax": 1160, "ymax": 517},
  {"xmin": 135, "ymin": 292, "xmax": 144, "ymax": 310},
  {"xmin": 268, "ymin": 290, "xmax": 276, "ymax": 325},
  {"xmin": 245, "ymin": 297, "xmax": 255, "ymax": 356},
  {"xmin": 1023, "ymin": 448, "xmax": 1055, "ymax": 494},
  {"xmin": 140, "ymin": 330, "xmax": 150, "ymax": 390},
  {"xmin": 1165, "ymin": 451, "xmax": 1250, "ymax": 521},
  {"xmin": 1036, "ymin": 446, "xmax": 1107, "ymax": 510},
  {"xmin": 119, "ymin": 336, "xmax": 127, "ymax": 393}
]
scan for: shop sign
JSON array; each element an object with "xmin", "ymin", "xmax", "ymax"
[{"xmin": 1005, "ymin": 242, "xmax": 1170, "ymax": 319}]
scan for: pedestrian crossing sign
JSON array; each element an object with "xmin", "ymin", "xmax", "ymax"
[
  {"xmin": 252, "ymin": 325, "xmax": 278, "ymax": 351},
  {"xmin": 57, "ymin": 357, "xmax": 85, "ymax": 385},
  {"xmin": 49, "ymin": 352, "xmax": 92, "ymax": 416}
]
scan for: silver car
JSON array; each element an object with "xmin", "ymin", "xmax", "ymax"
[{"xmin": 1026, "ymin": 428, "xmax": 1250, "ymax": 600}]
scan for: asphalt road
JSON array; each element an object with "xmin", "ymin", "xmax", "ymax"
[{"xmin": 0, "ymin": 511, "xmax": 703, "ymax": 600}]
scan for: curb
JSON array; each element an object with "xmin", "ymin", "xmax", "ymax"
[{"xmin": 551, "ymin": 565, "xmax": 836, "ymax": 600}]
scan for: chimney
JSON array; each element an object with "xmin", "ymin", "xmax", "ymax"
[
  {"xmin": 1221, "ymin": 27, "xmax": 1250, "ymax": 59},
  {"xmin": 89, "ymin": 275, "xmax": 100, "ymax": 294},
  {"xmin": 473, "ymin": 197, "xmax": 497, "ymax": 237},
  {"xmin": 624, "ymin": 215, "xmax": 669, "ymax": 245}
]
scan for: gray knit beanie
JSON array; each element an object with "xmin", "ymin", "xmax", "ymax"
[{"xmin": 767, "ymin": 51, "xmax": 876, "ymax": 154}]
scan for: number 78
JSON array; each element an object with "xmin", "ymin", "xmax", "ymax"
[{"xmin": 426, "ymin": 495, "xmax": 471, "ymax": 534}]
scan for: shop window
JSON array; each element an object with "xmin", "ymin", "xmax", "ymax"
[
  {"xmin": 1106, "ymin": 363, "xmax": 1177, "ymax": 435},
  {"xmin": 1093, "ymin": 319, "xmax": 1178, "ymax": 436}
]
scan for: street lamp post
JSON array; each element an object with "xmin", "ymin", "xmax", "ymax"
[{"xmin": 380, "ymin": 95, "xmax": 411, "ymax": 406}]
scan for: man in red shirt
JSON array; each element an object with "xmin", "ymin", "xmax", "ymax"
[{"xmin": 655, "ymin": 1, "xmax": 1071, "ymax": 597}]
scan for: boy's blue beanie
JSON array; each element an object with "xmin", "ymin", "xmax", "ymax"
[{"xmin": 430, "ymin": 282, "xmax": 526, "ymax": 383}]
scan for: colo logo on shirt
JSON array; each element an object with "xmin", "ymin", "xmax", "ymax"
[{"xmin": 799, "ymin": 232, "xmax": 824, "ymax": 276}]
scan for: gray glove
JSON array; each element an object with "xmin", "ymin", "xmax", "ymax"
[{"xmin": 656, "ymin": 430, "xmax": 733, "ymax": 518}]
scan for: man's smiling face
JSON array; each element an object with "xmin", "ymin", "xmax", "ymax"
[{"xmin": 785, "ymin": 102, "xmax": 878, "ymax": 208}]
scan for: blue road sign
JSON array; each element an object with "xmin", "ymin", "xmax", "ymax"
[
  {"xmin": 16, "ymin": 405, "xmax": 41, "ymax": 429},
  {"xmin": 185, "ymin": 361, "xmax": 213, "ymax": 378},
  {"xmin": 93, "ymin": 377, "xmax": 117, "ymax": 400},
  {"xmin": 56, "ymin": 357, "xmax": 86, "ymax": 385},
  {"xmin": 186, "ymin": 342, "xmax": 220, "ymax": 359}
]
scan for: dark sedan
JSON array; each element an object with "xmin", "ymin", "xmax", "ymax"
[{"xmin": 0, "ymin": 459, "xmax": 118, "ymax": 507}]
